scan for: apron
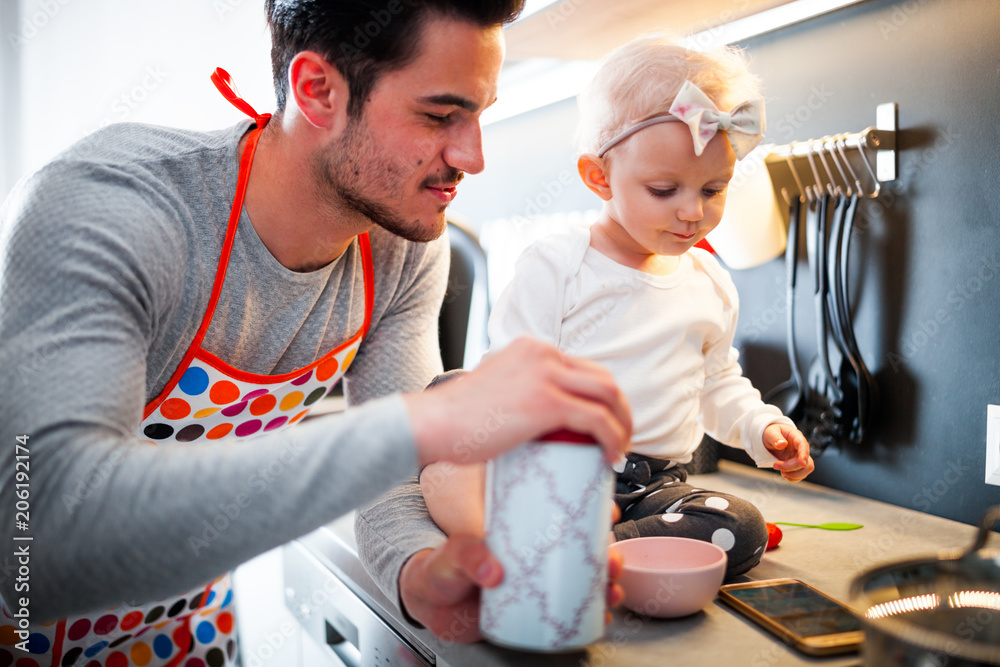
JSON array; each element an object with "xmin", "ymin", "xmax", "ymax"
[{"xmin": 0, "ymin": 68, "xmax": 374, "ymax": 667}]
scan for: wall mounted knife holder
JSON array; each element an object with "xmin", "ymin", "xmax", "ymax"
[
  {"xmin": 756, "ymin": 104, "xmax": 898, "ymax": 451},
  {"xmin": 763, "ymin": 102, "xmax": 898, "ymax": 208}
]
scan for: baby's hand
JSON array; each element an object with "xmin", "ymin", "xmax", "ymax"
[{"xmin": 763, "ymin": 423, "xmax": 814, "ymax": 482}]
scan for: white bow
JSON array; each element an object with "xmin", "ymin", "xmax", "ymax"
[
  {"xmin": 669, "ymin": 80, "xmax": 765, "ymax": 160},
  {"xmin": 595, "ymin": 80, "xmax": 765, "ymax": 160}
]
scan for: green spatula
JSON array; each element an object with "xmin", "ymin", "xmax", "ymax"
[{"xmin": 773, "ymin": 522, "xmax": 863, "ymax": 530}]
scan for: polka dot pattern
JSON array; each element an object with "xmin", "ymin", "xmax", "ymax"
[
  {"xmin": 664, "ymin": 499, "xmax": 684, "ymax": 514},
  {"xmin": 264, "ymin": 416, "xmax": 288, "ymax": 432},
  {"xmin": 26, "ymin": 633, "xmax": 49, "ymax": 653},
  {"xmin": 178, "ymin": 367, "xmax": 210, "ymax": 396},
  {"xmin": 121, "ymin": 611, "xmax": 143, "ymax": 631},
  {"xmin": 234, "ymin": 420, "xmax": 261, "ymax": 438},
  {"xmin": 130, "ymin": 642, "xmax": 152, "ymax": 666},
  {"xmin": 712, "ymin": 528, "xmax": 736, "ymax": 551},
  {"xmin": 209, "ymin": 381, "xmax": 240, "ymax": 406},
  {"xmin": 159, "ymin": 399, "xmax": 191, "ymax": 420},
  {"xmin": 141, "ymin": 343, "xmax": 356, "ymax": 445},
  {"xmin": 704, "ymin": 496, "xmax": 730, "ymax": 511},
  {"xmin": 316, "ymin": 357, "xmax": 339, "ymax": 382},
  {"xmin": 279, "ymin": 392, "xmax": 303, "ymax": 411},
  {"xmin": 95, "ymin": 267, "xmax": 364, "ymax": 664},
  {"xmin": 2, "ymin": 573, "xmax": 238, "ymax": 666},
  {"xmin": 95, "ymin": 614, "xmax": 119, "ymax": 634}
]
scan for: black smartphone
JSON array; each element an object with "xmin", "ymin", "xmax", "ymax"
[{"xmin": 718, "ymin": 578, "xmax": 863, "ymax": 656}]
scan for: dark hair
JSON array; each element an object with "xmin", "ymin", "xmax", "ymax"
[{"xmin": 265, "ymin": 0, "xmax": 525, "ymax": 117}]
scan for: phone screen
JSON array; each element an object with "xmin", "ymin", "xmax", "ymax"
[{"xmin": 726, "ymin": 581, "xmax": 861, "ymax": 637}]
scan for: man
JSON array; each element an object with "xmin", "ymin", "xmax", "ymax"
[{"xmin": 0, "ymin": 0, "xmax": 629, "ymax": 662}]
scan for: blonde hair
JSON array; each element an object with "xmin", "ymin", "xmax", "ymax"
[{"xmin": 576, "ymin": 34, "xmax": 762, "ymax": 156}]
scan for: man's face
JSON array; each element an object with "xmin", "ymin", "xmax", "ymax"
[{"xmin": 317, "ymin": 15, "xmax": 504, "ymax": 243}]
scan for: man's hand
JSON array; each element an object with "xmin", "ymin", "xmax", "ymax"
[
  {"xmin": 763, "ymin": 422, "xmax": 814, "ymax": 482},
  {"xmin": 399, "ymin": 536, "xmax": 499, "ymax": 643},
  {"xmin": 404, "ymin": 337, "xmax": 632, "ymax": 467}
]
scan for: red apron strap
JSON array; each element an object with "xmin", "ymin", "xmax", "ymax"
[
  {"xmin": 359, "ymin": 232, "xmax": 374, "ymax": 339},
  {"xmin": 211, "ymin": 67, "xmax": 271, "ymax": 127},
  {"xmin": 143, "ymin": 80, "xmax": 270, "ymax": 419}
]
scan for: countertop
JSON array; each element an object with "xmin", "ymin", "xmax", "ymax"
[{"xmin": 291, "ymin": 460, "xmax": 998, "ymax": 666}]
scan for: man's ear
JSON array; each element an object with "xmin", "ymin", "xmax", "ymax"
[
  {"xmin": 288, "ymin": 51, "xmax": 350, "ymax": 132},
  {"xmin": 577, "ymin": 153, "xmax": 613, "ymax": 201}
]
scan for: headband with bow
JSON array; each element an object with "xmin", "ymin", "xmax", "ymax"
[{"xmin": 595, "ymin": 80, "xmax": 765, "ymax": 160}]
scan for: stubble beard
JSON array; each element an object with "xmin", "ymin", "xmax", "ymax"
[{"xmin": 314, "ymin": 116, "xmax": 449, "ymax": 244}]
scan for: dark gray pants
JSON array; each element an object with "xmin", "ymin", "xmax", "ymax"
[{"xmin": 613, "ymin": 454, "xmax": 768, "ymax": 577}]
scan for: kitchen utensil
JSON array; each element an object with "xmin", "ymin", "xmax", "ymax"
[
  {"xmin": 609, "ymin": 536, "xmax": 727, "ymax": 618},
  {"xmin": 763, "ymin": 195, "xmax": 805, "ymax": 421},
  {"xmin": 825, "ymin": 190, "xmax": 863, "ymax": 440},
  {"xmin": 809, "ymin": 192, "xmax": 843, "ymax": 405},
  {"xmin": 481, "ymin": 430, "xmax": 613, "ymax": 651},
  {"xmin": 850, "ymin": 505, "xmax": 1000, "ymax": 666},
  {"xmin": 773, "ymin": 521, "xmax": 863, "ymax": 530},
  {"xmin": 834, "ymin": 189, "xmax": 877, "ymax": 442},
  {"xmin": 803, "ymin": 193, "xmax": 842, "ymax": 451}
]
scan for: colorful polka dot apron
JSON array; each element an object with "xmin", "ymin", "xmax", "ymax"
[{"xmin": 0, "ymin": 69, "xmax": 373, "ymax": 667}]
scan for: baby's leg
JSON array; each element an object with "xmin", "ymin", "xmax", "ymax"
[
  {"xmin": 420, "ymin": 462, "xmax": 486, "ymax": 538},
  {"xmin": 614, "ymin": 461, "xmax": 767, "ymax": 577},
  {"xmin": 419, "ymin": 370, "xmax": 487, "ymax": 537}
]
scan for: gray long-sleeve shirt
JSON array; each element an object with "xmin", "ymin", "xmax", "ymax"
[{"xmin": 0, "ymin": 119, "xmax": 447, "ymax": 621}]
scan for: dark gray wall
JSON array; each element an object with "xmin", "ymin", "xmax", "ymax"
[
  {"xmin": 731, "ymin": 0, "xmax": 1000, "ymax": 527},
  {"xmin": 452, "ymin": 0, "xmax": 1000, "ymax": 526}
]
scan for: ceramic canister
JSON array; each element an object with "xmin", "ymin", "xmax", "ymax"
[{"xmin": 480, "ymin": 430, "xmax": 614, "ymax": 651}]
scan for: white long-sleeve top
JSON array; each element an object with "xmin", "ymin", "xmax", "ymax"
[{"xmin": 488, "ymin": 225, "xmax": 791, "ymax": 466}]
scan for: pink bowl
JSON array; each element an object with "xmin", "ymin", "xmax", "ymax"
[{"xmin": 610, "ymin": 536, "xmax": 727, "ymax": 618}]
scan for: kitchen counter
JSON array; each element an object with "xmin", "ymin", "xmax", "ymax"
[{"xmin": 285, "ymin": 460, "xmax": 998, "ymax": 666}]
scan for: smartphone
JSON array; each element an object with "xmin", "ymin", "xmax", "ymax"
[{"xmin": 718, "ymin": 578, "xmax": 863, "ymax": 656}]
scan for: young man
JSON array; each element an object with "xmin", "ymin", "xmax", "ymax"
[{"xmin": 0, "ymin": 1, "xmax": 629, "ymax": 661}]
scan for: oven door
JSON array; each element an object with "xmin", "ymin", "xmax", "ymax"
[{"xmin": 284, "ymin": 541, "xmax": 433, "ymax": 667}]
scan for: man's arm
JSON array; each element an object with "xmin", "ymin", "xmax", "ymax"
[{"xmin": 0, "ymin": 167, "xmax": 422, "ymax": 620}]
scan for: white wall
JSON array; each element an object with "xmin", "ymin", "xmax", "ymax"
[
  {"xmin": 3, "ymin": 0, "xmax": 274, "ymax": 200},
  {"xmin": 1, "ymin": 1, "xmax": 22, "ymax": 198}
]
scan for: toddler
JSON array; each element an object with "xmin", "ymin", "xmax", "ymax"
[{"xmin": 420, "ymin": 35, "xmax": 813, "ymax": 576}]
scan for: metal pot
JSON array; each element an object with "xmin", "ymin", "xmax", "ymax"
[{"xmin": 850, "ymin": 506, "xmax": 1000, "ymax": 666}]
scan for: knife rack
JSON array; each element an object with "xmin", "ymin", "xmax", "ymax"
[
  {"xmin": 755, "ymin": 105, "xmax": 897, "ymax": 451},
  {"xmin": 763, "ymin": 102, "xmax": 898, "ymax": 210}
]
